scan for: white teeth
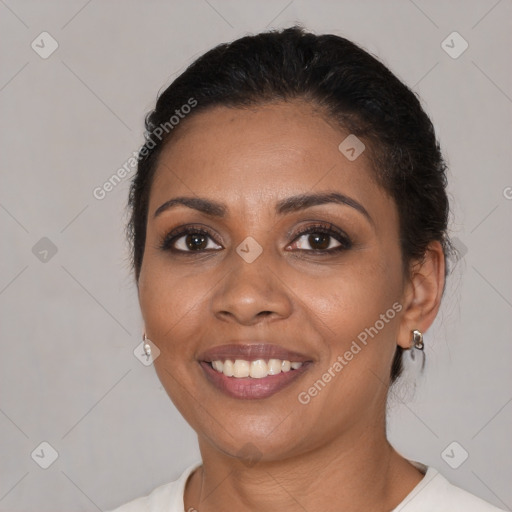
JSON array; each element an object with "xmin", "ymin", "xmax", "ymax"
[
  {"xmin": 212, "ymin": 360, "xmax": 224, "ymax": 372},
  {"xmin": 210, "ymin": 358, "xmax": 305, "ymax": 378},
  {"xmin": 233, "ymin": 359, "xmax": 250, "ymax": 378},
  {"xmin": 267, "ymin": 359, "xmax": 282, "ymax": 375},
  {"xmin": 222, "ymin": 359, "xmax": 234, "ymax": 377},
  {"xmin": 250, "ymin": 359, "xmax": 268, "ymax": 378}
]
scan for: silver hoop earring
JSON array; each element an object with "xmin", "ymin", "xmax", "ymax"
[
  {"xmin": 412, "ymin": 329, "xmax": 424, "ymax": 350},
  {"xmin": 143, "ymin": 333, "xmax": 152, "ymax": 357}
]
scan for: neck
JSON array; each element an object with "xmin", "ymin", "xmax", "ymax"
[{"xmin": 185, "ymin": 419, "xmax": 423, "ymax": 512}]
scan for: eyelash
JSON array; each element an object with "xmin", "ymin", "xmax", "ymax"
[{"xmin": 158, "ymin": 222, "xmax": 352, "ymax": 255}]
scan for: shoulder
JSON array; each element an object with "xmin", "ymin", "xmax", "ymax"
[
  {"xmin": 105, "ymin": 461, "xmax": 201, "ymax": 512},
  {"xmin": 394, "ymin": 464, "xmax": 506, "ymax": 512}
]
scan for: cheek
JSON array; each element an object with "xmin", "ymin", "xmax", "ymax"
[
  {"xmin": 292, "ymin": 255, "xmax": 405, "ymax": 411},
  {"xmin": 293, "ymin": 265, "xmax": 403, "ymax": 418},
  {"xmin": 138, "ymin": 261, "xmax": 209, "ymax": 422},
  {"xmin": 138, "ymin": 260, "xmax": 206, "ymax": 356},
  {"xmin": 297, "ymin": 251, "xmax": 403, "ymax": 343}
]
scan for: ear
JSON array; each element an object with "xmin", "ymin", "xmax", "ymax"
[{"xmin": 397, "ymin": 241, "xmax": 446, "ymax": 349}]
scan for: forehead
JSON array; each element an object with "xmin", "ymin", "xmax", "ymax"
[{"xmin": 149, "ymin": 101, "xmax": 388, "ymax": 217}]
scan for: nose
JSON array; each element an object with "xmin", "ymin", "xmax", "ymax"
[{"xmin": 211, "ymin": 250, "xmax": 293, "ymax": 326}]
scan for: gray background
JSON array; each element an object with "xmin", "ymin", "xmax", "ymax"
[{"xmin": 0, "ymin": 0, "xmax": 511, "ymax": 510}]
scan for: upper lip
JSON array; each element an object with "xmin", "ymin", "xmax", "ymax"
[{"xmin": 198, "ymin": 343, "xmax": 312, "ymax": 363}]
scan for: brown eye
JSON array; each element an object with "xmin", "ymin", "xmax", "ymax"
[
  {"xmin": 160, "ymin": 226, "xmax": 223, "ymax": 253},
  {"xmin": 288, "ymin": 223, "xmax": 352, "ymax": 254},
  {"xmin": 185, "ymin": 233, "xmax": 209, "ymax": 250},
  {"xmin": 292, "ymin": 232, "xmax": 341, "ymax": 251},
  {"xmin": 307, "ymin": 233, "xmax": 332, "ymax": 250}
]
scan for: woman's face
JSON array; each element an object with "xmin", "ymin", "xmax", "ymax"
[{"xmin": 138, "ymin": 100, "xmax": 412, "ymax": 461}]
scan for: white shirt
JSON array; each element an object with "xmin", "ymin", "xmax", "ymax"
[{"xmin": 106, "ymin": 460, "xmax": 506, "ymax": 512}]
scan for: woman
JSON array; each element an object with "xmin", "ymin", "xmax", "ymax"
[{"xmin": 109, "ymin": 26, "xmax": 504, "ymax": 512}]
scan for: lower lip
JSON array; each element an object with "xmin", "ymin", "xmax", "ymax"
[{"xmin": 199, "ymin": 361, "xmax": 311, "ymax": 400}]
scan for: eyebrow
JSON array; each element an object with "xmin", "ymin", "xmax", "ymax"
[{"xmin": 153, "ymin": 192, "xmax": 374, "ymax": 225}]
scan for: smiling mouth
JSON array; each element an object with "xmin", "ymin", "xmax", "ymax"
[
  {"xmin": 199, "ymin": 358, "xmax": 312, "ymax": 400},
  {"xmin": 208, "ymin": 358, "xmax": 304, "ymax": 378},
  {"xmin": 197, "ymin": 343, "xmax": 313, "ymax": 399}
]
